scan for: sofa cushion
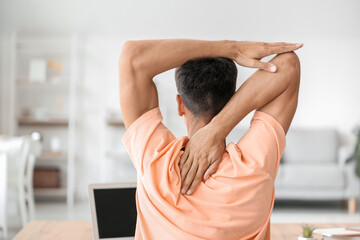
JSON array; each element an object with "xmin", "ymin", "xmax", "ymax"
[
  {"xmin": 275, "ymin": 163, "xmax": 345, "ymax": 189},
  {"xmin": 283, "ymin": 128, "xmax": 338, "ymax": 163}
]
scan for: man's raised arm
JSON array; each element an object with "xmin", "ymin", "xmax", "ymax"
[
  {"xmin": 212, "ymin": 51, "xmax": 300, "ymax": 137},
  {"xmin": 180, "ymin": 51, "xmax": 302, "ymax": 195},
  {"xmin": 119, "ymin": 39, "xmax": 235, "ymax": 128},
  {"xmin": 119, "ymin": 39, "xmax": 300, "ymax": 128}
]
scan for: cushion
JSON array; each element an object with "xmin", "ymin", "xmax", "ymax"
[
  {"xmin": 283, "ymin": 128, "xmax": 338, "ymax": 163},
  {"xmin": 275, "ymin": 163, "xmax": 345, "ymax": 189}
]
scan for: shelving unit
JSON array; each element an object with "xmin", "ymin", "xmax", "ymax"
[
  {"xmin": 18, "ymin": 117, "xmax": 69, "ymax": 126},
  {"xmin": 8, "ymin": 32, "xmax": 79, "ymax": 207},
  {"xmin": 34, "ymin": 187, "xmax": 67, "ymax": 197},
  {"xmin": 106, "ymin": 118, "xmax": 125, "ymax": 127},
  {"xmin": 101, "ymin": 112, "xmax": 136, "ymax": 183},
  {"xmin": 37, "ymin": 151, "xmax": 68, "ymax": 162},
  {"xmin": 105, "ymin": 117, "xmax": 126, "ymax": 161}
]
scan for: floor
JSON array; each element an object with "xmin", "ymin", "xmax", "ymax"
[{"xmin": 4, "ymin": 199, "xmax": 360, "ymax": 239}]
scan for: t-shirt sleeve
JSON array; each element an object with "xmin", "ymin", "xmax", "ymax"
[
  {"xmin": 121, "ymin": 107, "xmax": 176, "ymax": 175},
  {"xmin": 237, "ymin": 110, "xmax": 286, "ymax": 178}
]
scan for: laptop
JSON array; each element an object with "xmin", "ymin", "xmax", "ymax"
[{"xmin": 89, "ymin": 182, "xmax": 137, "ymax": 240}]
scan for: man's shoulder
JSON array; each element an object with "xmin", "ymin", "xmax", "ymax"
[
  {"xmin": 121, "ymin": 106, "xmax": 181, "ymax": 161},
  {"xmin": 122, "ymin": 107, "xmax": 163, "ymax": 144}
]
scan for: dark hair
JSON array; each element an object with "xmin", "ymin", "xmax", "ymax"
[{"xmin": 175, "ymin": 57, "xmax": 237, "ymax": 119}]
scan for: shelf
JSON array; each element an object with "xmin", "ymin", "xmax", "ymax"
[
  {"xmin": 34, "ymin": 187, "xmax": 67, "ymax": 197},
  {"xmin": 18, "ymin": 117, "xmax": 68, "ymax": 126},
  {"xmin": 37, "ymin": 151, "xmax": 67, "ymax": 162},
  {"xmin": 16, "ymin": 80, "xmax": 69, "ymax": 88},
  {"xmin": 107, "ymin": 119, "xmax": 125, "ymax": 127}
]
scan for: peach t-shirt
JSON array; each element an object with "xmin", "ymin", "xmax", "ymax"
[{"xmin": 122, "ymin": 107, "xmax": 285, "ymax": 240}]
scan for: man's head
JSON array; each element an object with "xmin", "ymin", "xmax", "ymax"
[{"xmin": 175, "ymin": 57, "xmax": 237, "ymax": 135}]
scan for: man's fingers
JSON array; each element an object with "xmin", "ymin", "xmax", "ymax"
[
  {"xmin": 181, "ymin": 162, "xmax": 198, "ymax": 195},
  {"xmin": 268, "ymin": 42, "xmax": 297, "ymax": 47},
  {"xmin": 268, "ymin": 43, "xmax": 303, "ymax": 55},
  {"xmin": 179, "ymin": 148, "xmax": 189, "ymax": 170},
  {"xmin": 268, "ymin": 42, "xmax": 301, "ymax": 47},
  {"xmin": 204, "ymin": 160, "xmax": 221, "ymax": 180},
  {"xmin": 180, "ymin": 156, "xmax": 192, "ymax": 184},
  {"xmin": 187, "ymin": 163, "xmax": 207, "ymax": 195},
  {"xmin": 254, "ymin": 43, "xmax": 303, "ymax": 71},
  {"xmin": 251, "ymin": 59, "xmax": 277, "ymax": 72}
]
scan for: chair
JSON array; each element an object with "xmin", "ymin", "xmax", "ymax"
[
  {"xmin": 0, "ymin": 135, "xmax": 40, "ymax": 239},
  {"xmin": 0, "ymin": 153, "xmax": 8, "ymax": 239},
  {"xmin": 24, "ymin": 137, "xmax": 40, "ymax": 222},
  {"xmin": 13, "ymin": 136, "xmax": 40, "ymax": 227}
]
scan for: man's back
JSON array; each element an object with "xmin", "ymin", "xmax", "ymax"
[
  {"xmin": 119, "ymin": 39, "xmax": 301, "ymax": 239},
  {"xmin": 122, "ymin": 108, "xmax": 285, "ymax": 240}
]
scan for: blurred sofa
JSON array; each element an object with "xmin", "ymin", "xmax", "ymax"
[{"xmin": 226, "ymin": 127, "xmax": 360, "ymax": 213}]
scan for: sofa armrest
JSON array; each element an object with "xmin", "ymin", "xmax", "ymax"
[
  {"xmin": 344, "ymin": 161, "xmax": 360, "ymax": 198},
  {"xmin": 338, "ymin": 145, "xmax": 360, "ymax": 198},
  {"xmin": 338, "ymin": 145, "xmax": 353, "ymax": 167}
]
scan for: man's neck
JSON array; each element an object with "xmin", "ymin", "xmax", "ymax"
[{"xmin": 187, "ymin": 118, "xmax": 209, "ymax": 138}]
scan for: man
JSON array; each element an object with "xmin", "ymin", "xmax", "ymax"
[{"xmin": 119, "ymin": 39, "xmax": 302, "ymax": 240}]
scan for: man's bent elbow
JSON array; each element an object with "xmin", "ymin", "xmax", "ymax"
[
  {"xmin": 119, "ymin": 40, "xmax": 145, "ymax": 73},
  {"xmin": 282, "ymin": 52, "xmax": 300, "ymax": 76},
  {"xmin": 284, "ymin": 51, "xmax": 300, "ymax": 70},
  {"xmin": 275, "ymin": 51, "xmax": 301, "ymax": 87}
]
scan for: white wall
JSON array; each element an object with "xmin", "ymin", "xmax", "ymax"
[
  {"xmin": 1, "ymin": 0, "xmax": 360, "ymax": 198},
  {"xmin": 1, "ymin": 0, "xmax": 359, "ymax": 131}
]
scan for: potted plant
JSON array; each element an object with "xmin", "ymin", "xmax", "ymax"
[
  {"xmin": 298, "ymin": 224, "xmax": 316, "ymax": 240},
  {"xmin": 346, "ymin": 126, "xmax": 360, "ymax": 177}
]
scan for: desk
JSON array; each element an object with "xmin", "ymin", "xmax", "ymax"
[
  {"xmin": 271, "ymin": 223, "xmax": 359, "ymax": 239},
  {"xmin": 14, "ymin": 221, "xmax": 93, "ymax": 240},
  {"xmin": 14, "ymin": 221, "xmax": 360, "ymax": 240}
]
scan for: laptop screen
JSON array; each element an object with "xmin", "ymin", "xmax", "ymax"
[{"xmin": 93, "ymin": 188, "xmax": 137, "ymax": 238}]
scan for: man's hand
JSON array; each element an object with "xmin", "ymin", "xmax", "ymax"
[
  {"xmin": 179, "ymin": 41, "xmax": 303, "ymax": 195},
  {"xmin": 179, "ymin": 123, "xmax": 226, "ymax": 195},
  {"xmin": 234, "ymin": 41, "xmax": 303, "ymax": 72}
]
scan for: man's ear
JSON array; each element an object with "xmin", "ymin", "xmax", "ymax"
[{"xmin": 176, "ymin": 94, "xmax": 185, "ymax": 117}]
